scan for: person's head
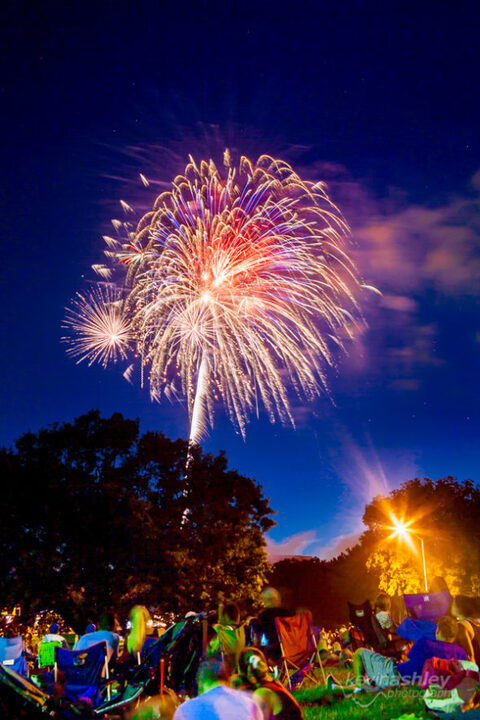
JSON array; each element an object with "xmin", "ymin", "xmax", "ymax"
[
  {"xmin": 375, "ymin": 594, "xmax": 391, "ymax": 612},
  {"xmin": 197, "ymin": 659, "xmax": 230, "ymax": 694},
  {"xmin": 452, "ymin": 594, "xmax": 476, "ymax": 620},
  {"xmin": 85, "ymin": 623, "xmax": 96, "ymax": 634},
  {"xmin": 48, "ymin": 623, "xmax": 60, "ymax": 634},
  {"xmin": 238, "ymin": 647, "xmax": 270, "ymax": 687},
  {"xmin": 99, "ymin": 611, "xmax": 117, "ymax": 632},
  {"xmin": 262, "ymin": 587, "xmax": 282, "ymax": 609},
  {"xmin": 130, "ymin": 690, "xmax": 179, "ymax": 720},
  {"xmin": 436, "ymin": 615, "xmax": 458, "ymax": 643},
  {"xmin": 127, "ymin": 605, "xmax": 151, "ymax": 655},
  {"xmin": 430, "ymin": 576, "xmax": 449, "ymax": 594},
  {"xmin": 220, "ymin": 602, "xmax": 240, "ymax": 625}
]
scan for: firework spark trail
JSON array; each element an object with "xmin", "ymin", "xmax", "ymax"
[
  {"xmin": 188, "ymin": 352, "xmax": 210, "ymax": 444},
  {"xmin": 65, "ymin": 152, "xmax": 370, "ymax": 444}
]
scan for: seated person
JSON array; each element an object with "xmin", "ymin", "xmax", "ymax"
[
  {"xmin": 257, "ymin": 588, "xmax": 291, "ymax": 624},
  {"xmin": 74, "ymin": 621, "xmax": 120, "ymax": 661},
  {"xmin": 98, "ymin": 609, "xmax": 122, "ymax": 635},
  {"xmin": 374, "ymin": 594, "xmax": 394, "ymax": 631},
  {"xmin": 451, "ymin": 594, "xmax": 480, "ymax": 664},
  {"xmin": 429, "ymin": 576, "xmax": 453, "ymax": 601},
  {"xmin": 173, "ymin": 658, "xmax": 263, "ymax": 720},
  {"xmin": 131, "ymin": 691, "xmax": 179, "ymax": 720},
  {"xmin": 250, "ymin": 587, "xmax": 291, "ymax": 662},
  {"xmin": 317, "ymin": 635, "xmax": 341, "ymax": 666},
  {"xmin": 237, "ymin": 647, "xmax": 303, "ymax": 720},
  {"xmin": 350, "ymin": 616, "xmax": 466, "ymax": 689},
  {"xmin": 207, "ymin": 602, "xmax": 246, "ymax": 673},
  {"xmin": 41, "ymin": 622, "xmax": 69, "ymax": 648}
]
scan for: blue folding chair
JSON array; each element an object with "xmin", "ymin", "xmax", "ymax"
[
  {"xmin": 54, "ymin": 640, "xmax": 110, "ymax": 706},
  {"xmin": 0, "ymin": 636, "xmax": 28, "ymax": 678}
]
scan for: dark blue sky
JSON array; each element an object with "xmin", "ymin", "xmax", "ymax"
[{"xmin": 1, "ymin": 1, "xmax": 479, "ymax": 558}]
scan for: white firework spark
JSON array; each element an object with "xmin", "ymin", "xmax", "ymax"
[{"xmin": 63, "ymin": 286, "xmax": 132, "ymax": 368}]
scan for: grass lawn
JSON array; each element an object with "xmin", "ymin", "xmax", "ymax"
[{"xmin": 295, "ymin": 681, "xmax": 434, "ymax": 720}]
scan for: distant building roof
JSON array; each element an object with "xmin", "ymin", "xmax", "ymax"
[{"xmin": 267, "ymin": 554, "xmax": 314, "ymax": 564}]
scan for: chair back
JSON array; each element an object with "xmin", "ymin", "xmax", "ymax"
[
  {"xmin": 38, "ymin": 640, "xmax": 63, "ymax": 668},
  {"xmin": 275, "ymin": 611, "xmax": 313, "ymax": 667},
  {"xmin": 348, "ymin": 600, "xmax": 377, "ymax": 644},
  {"xmin": 403, "ymin": 590, "xmax": 452, "ymax": 621},
  {"xmin": 0, "ymin": 636, "xmax": 28, "ymax": 677},
  {"xmin": 55, "ymin": 640, "xmax": 108, "ymax": 705}
]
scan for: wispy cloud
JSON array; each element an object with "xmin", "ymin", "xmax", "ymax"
[
  {"xmin": 356, "ymin": 191, "xmax": 480, "ymax": 296},
  {"xmin": 311, "ymin": 532, "xmax": 363, "ymax": 560},
  {"xmin": 265, "ymin": 530, "xmax": 318, "ymax": 561},
  {"xmin": 265, "ymin": 528, "xmax": 362, "ymax": 562},
  {"xmin": 337, "ymin": 170, "xmax": 480, "ymax": 389}
]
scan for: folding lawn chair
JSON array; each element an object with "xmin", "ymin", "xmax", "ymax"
[
  {"xmin": 37, "ymin": 639, "xmax": 63, "ymax": 669},
  {"xmin": 207, "ymin": 622, "xmax": 246, "ymax": 673},
  {"xmin": 403, "ymin": 590, "xmax": 452, "ymax": 621},
  {"xmin": 54, "ymin": 639, "xmax": 111, "ymax": 706},
  {"xmin": 348, "ymin": 600, "xmax": 405, "ymax": 658},
  {"xmin": 129, "ymin": 614, "xmax": 208, "ymax": 697},
  {"xmin": 94, "ymin": 682, "xmax": 146, "ymax": 717},
  {"xmin": 0, "ymin": 636, "xmax": 28, "ymax": 678},
  {"xmin": 348, "ymin": 600, "xmax": 386, "ymax": 649},
  {"xmin": 0, "ymin": 664, "xmax": 51, "ymax": 719},
  {"xmin": 274, "ymin": 611, "xmax": 326, "ymax": 690}
]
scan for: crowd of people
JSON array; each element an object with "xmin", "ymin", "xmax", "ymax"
[
  {"xmin": 325, "ymin": 577, "xmax": 480, "ymax": 715},
  {"xmin": 3, "ymin": 578, "xmax": 480, "ymax": 718},
  {"xmin": 0, "ymin": 588, "xmax": 306, "ymax": 719}
]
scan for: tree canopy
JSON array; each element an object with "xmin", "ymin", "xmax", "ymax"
[
  {"xmin": 363, "ymin": 476, "xmax": 480, "ymax": 596},
  {"xmin": 270, "ymin": 476, "xmax": 480, "ymax": 627},
  {"xmin": 0, "ymin": 410, "xmax": 274, "ymax": 629}
]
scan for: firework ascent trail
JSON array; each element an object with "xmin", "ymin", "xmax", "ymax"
[{"xmin": 64, "ymin": 151, "xmax": 373, "ymax": 444}]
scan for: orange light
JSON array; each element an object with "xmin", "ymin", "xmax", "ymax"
[{"xmin": 386, "ymin": 514, "xmax": 417, "ymax": 553}]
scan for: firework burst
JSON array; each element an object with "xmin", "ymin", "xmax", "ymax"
[
  {"xmin": 66, "ymin": 152, "xmax": 369, "ymax": 443},
  {"xmin": 63, "ymin": 285, "xmax": 132, "ymax": 368}
]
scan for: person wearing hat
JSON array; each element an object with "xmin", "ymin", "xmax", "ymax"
[{"xmin": 41, "ymin": 623, "xmax": 69, "ymax": 648}]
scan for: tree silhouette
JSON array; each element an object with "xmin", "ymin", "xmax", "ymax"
[{"xmin": 0, "ymin": 410, "xmax": 274, "ymax": 628}]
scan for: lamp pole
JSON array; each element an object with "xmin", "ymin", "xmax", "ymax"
[{"xmin": 419, "ymin": 535, "xmax": 428, "ymax": 592}]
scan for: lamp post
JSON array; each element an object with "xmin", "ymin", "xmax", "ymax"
[
  {"xmin": 387, "ymin": 517, "xmax": 429, "ymax": 592},
  {"xmin": 417, "ymin": 535, "xmax": 428, "ymax": 593}
]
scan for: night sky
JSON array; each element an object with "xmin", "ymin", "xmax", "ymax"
[{"xmin": 1, "ymin": 1, "xmax": 479, "ymax": 559}]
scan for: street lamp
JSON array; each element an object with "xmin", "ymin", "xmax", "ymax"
[{"xmin": 387, "ymin": 516, "xmax": 429, "ymax": 592}]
